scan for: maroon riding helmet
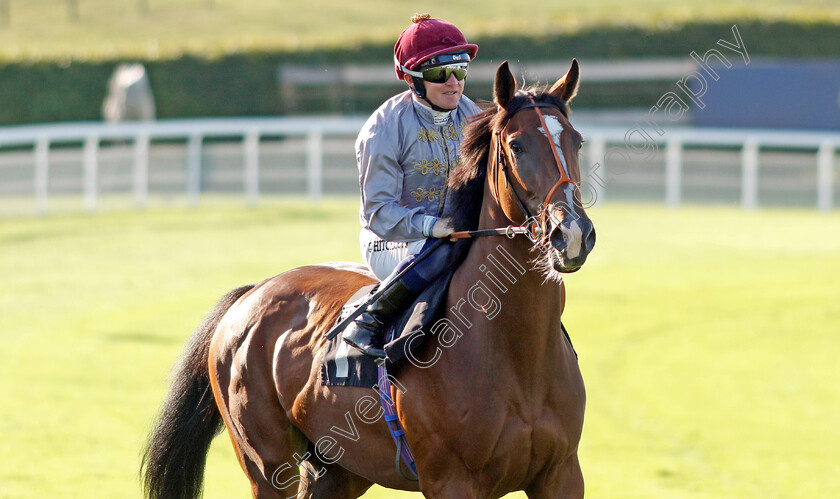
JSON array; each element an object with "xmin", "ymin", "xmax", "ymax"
[
  {"xmin": 393, "ymin": 14, "xmax": 479, "ymax": 110},
  {"xmin": 393, "ymin": 14, "xmax": 479, "ymax": 80}
]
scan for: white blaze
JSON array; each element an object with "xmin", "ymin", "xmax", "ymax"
[
  {"xmin": 541, "ymin": 116, "xmax": 583, "ymax": 260},
  {"xmin": 538, "ymin": 115, "xmax": 570, "ymax": 180},
  {"xmin": 561, "ymin": 219, "xmax": 583, "ymax": 259}
]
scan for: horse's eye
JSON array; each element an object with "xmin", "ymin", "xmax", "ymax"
[{"xmin": 509, "ymin": 141, "xmax": 523, "ymax": 154}]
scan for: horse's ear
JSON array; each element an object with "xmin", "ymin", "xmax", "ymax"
[
  {"xmin": 494, "ymin": 61, "xmax": 516, "ymax": 108},
  {"xmin": 548, "ymin": 58, "xmax": 580, "ymax": 104}
]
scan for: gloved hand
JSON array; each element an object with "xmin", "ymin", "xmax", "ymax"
[{"xmin": 431, "ymin": 219, "xmax": 455, "ymax": 238}]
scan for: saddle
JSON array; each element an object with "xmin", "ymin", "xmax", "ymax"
[{"xmin": 320, "ymin": 242, "xmax": 469, "ymax": 388}]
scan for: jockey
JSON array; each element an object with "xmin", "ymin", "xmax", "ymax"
[{"xmin": 343, "ymin": 13, "xmax": 480, "ymax": 359}]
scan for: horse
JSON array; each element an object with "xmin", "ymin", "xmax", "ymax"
[{"xmin": 141, "ymin": 59, "xmax": 596, "ymax": 499}]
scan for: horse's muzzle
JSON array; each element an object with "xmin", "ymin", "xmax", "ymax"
[{"xmin": 549, "ymin": 216, "xmax": 596, "ymax": 272}]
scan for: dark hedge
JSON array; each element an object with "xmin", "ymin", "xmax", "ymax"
[{"xmin": 0, "ymin": 20, "xmax": 837, "ymax": 125}]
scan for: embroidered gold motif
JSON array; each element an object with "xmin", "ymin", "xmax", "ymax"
[
  {"xmin": 442, "ymin": 121, "xmax": 467, "ymax": 141},
  {"xmin": 417, "ymin": 120, "xmax": 468, "ymax": 144},
  {"xmin": 410, "ymin": 187, "xmax": 443, "ymax": 202},
  {"xmin": 417, "ymin": 128, "xmax": 442, "ymax": 143},
  {"xmin": 414, "ymin": 158, "xmax": 446, "ymax": 176}
]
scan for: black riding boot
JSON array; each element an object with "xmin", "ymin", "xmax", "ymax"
[{"xmin": 342, "ymin": 280, "xmax": 416, "ymax": 359}]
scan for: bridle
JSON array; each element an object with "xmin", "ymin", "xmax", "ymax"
[{"xmin": 450, "ymin": 97, "xmax": 577, "ymax": 243}]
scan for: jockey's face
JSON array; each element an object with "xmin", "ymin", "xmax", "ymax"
[{"xmin": 404, "ymin": 73, "xmax": 465, "ymax": 111}]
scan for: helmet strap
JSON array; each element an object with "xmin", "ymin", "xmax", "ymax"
[{"xmin": 410, "ymin": 76, "xmax": 453, "ymax": 113}]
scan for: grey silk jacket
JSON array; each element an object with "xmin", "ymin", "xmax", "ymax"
[{"xmin": 357, "ymin": 90, "xmax": 481, "ymax": 244}]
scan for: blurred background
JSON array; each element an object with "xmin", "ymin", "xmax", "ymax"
[
  {"xmin": 0, "ymin": 0, "xmax": 838, "ymax": 215},
  {"xmin": 0, "ymin": 2, "xmax": 838, "ymax": 498}
]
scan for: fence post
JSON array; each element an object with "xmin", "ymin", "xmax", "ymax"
[
  {"xmin": 244, "ymin": 130, "xmax": 260, "ymax": 206},
  {"xmin": 133, "ymin": 134, "xmax": 150, "ymax": 209},
  {"xmin": 83, "ymin": 136, "xmax": 99, "ymax": 212},
  {"xmin": 741, "ymin": 139, "xmax": 759, "ymax": 211},
  {"xmin": 307, "ymin": 129, "xmax": 323, "ymax": 204},
  {"xmin": 665, "ymin": 138, "xmax": 682, "ymax": 209},
  {"xmin": 187, "ymin": 133, "xmax": 202, "ymax": 207},
  {"xmin": 34, "ymin": 138, "xmax": 49, "ymax": 216},
  {"xmin": 817, "ymin": 140, "xmax": 834, "ymax": 213}
]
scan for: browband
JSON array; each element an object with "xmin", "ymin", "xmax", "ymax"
[{"xmin": 502, "ymin": 100, "xmax": 566, "ymax": 117}]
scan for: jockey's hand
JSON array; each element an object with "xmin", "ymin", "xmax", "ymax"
[{"xmin": 431, "ymin": 219, "xmax": 455, "ymax": 238}]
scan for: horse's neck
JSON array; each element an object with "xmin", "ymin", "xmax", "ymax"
[{"xmin": 448, "ymin": 197, "xmax": 565, "ymax": 367}]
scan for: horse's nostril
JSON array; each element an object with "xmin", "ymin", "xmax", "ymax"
[
  {"xmin": 550, "ymin": 227, "xmax": 567, "ymax": 249},
  {"xmin": 585, "ymin": 227, "xmax": 596, "ymax": 252}
]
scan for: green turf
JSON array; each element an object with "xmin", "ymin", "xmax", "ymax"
[
  {"xmin": 0, "ymin": 0, "xmax": 837, "ymax": 61},
  {"xmin": 0, "ymin": 199, "xmax": 838, "ymax": 498}
]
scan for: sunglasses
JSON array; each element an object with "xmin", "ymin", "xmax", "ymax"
[{"xmin": 419, "ymin": 64, "xmax": 469, "ymax": 83}]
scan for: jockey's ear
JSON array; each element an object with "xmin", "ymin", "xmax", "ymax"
[
  {"xmin": 494, "ymin": 61, "xmax": 516, "ymax": 108},
  {"xmin": 548, "ymin": 59, "xmax": 580, "ymax": 104}
]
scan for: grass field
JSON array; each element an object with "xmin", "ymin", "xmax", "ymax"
[
  {"xmin": 0, "ymin": 0, "xmax": 838, "ymax": 61},
  {"xmin": 1, "ymin": 199, "xmax": 839, "ymax": 498}
]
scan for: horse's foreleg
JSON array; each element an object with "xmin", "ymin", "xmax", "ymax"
[
  {"xmin": 297, "ymin": 453, "xmax": 373, "ymax": 499},
  {"xmin": 418, "ymin": 482, "xmax": 486, "ymax": 499},
  {"xmin": 525, "ymin": 453, "xmax": 584, "ymax": 499}
]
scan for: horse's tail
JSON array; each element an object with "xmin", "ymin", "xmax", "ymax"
[{"xmin": 141, "ymin": 284, "xmax": 255, "ymax": 499}]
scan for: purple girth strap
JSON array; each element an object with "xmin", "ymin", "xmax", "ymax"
[{"xmin": 376, "ymin": 363, "xmax": 419, "ymax": 481}]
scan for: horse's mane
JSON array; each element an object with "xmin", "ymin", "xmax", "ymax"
[{"xmin": 447, "ymin": 88, "xmax": 569, "ymax": 231}]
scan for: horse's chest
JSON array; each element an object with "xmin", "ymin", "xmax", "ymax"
[
  {"xmin": 452, "ymin": 398, "xmax": 582, "ymax": 475},
  {"xmin": 517, "ymin": 407, "xmax": 578, "ymax": 454}
]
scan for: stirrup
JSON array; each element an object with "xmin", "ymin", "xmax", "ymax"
[
  {"xmin": 343, "ymin": 335, "xmax": 386, "ymax": 359},
  {"xmin": 342, "ymin": 321, "xmax": 386, "ymax": 359}
]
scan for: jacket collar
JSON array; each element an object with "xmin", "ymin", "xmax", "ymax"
[{"xmin": 411, "ymin": 94, "xmax": 453, "ymax": 127}]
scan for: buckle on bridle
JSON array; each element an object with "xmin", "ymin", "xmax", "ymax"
[{"xmin": 524, "ymin": 216, "xmax": 544, "ymax": 243}]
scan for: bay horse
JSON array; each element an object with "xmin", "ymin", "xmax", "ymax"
[{"xmin": 142, "ymin": 60, "xmax": 595, "ymax": 499}]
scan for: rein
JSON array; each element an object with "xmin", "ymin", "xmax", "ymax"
[
  {"xmin": 449, "ymin": 97, "xmax": 576, "ymax": 243},
  {"xmin": 449, "ymin": 223, "xmax": 541, "ymax": 242}
]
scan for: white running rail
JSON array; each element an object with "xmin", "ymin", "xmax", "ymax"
[{"xmin": 0, "ymin": 117, "xmax": 837, "ymax": 216}]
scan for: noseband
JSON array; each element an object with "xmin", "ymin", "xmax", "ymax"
[{"xmin": 450, "ymin": 97, "xmax": 577, "ymax": 243}]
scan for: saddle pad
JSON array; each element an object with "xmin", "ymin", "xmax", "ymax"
[
  {"xmin": 320, "ymin": 284, "xmax": 381, "ymax": 388},
  {"xmin": 319, "ymin": 273, "xmax": 454, "ymax": 388},
  {"xmin": 320, "ymin": 240, "xmax": 471, "ymax": 387}
]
